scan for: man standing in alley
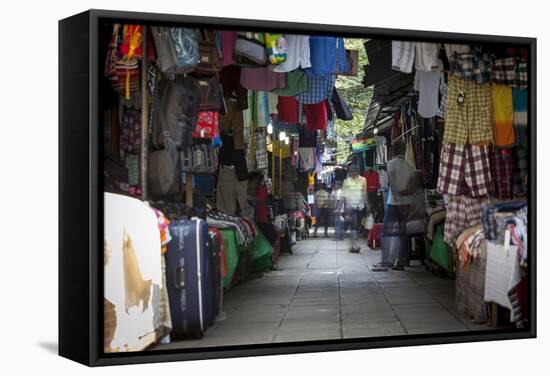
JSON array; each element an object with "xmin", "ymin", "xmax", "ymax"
[
  {"xmin": 373, "ymin": 141, "xmax": 416, "ymax": 271},
  {"xmin": 313, "ymin": 183, "xmax": 330, "ymax": 237},
  {"xmin": 342, "ymin": 165, "xmax": 367, "ymax": 253}
]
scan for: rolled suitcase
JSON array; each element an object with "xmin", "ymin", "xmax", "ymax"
[{"xmin": 166, "ymin": 218, "xmax": 214, "ymax": 339}]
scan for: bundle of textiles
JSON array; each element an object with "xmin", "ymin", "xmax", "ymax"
[{"xmin": 207, "ymin": 209, "xmax": 257, "ymax": 246}]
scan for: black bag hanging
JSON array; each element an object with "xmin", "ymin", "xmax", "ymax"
[{"xmin": 332, "ymin": 87, "xmax": 353, "ymax": 121}]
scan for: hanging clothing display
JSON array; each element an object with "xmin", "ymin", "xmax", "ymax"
[
  {"xmin": 298, "ymin": 127, "xmax": 317, "ymax": 147},
  {"xmin": 220, "ymin": 31, "xmax": 237, "ymax": 67},
  {"xmin": 277, "ymin": 95, "xmax": 299, "ymax": 124},
  {"xmin": 304, "ymin": 101, "xmax": 327, "ymax": 131},
  {"xmin": 219, "ymin": 100, "xmax": 245, "ymax": 150},
  {"xmin": 220, "ymin": 65, "xmax": 248, "ymax": 110},
  {"xmin": 448, "ymin": 50, "xmax": 492, "ymax": 84},
  {"xmin": 437, "ymin": 143, "xmax": 492, "ymax": 197},
  {"xmin": 271, "ymin": 35, "xmax": 311, "ymax": 73},
  {"xmin": 245, "ymin": 90, "xmax": 271, "ymax": 128},
  {"xmin": 491, "ymin": 57, "xmax": 528, "ymax": 89},
  {"xmin": 240, "ymin": 67, "xmax": 286, "ymax": 91},
  {"xmin": 391, "ymin": 41, "xmax": 415, "ymax": 73},
  {"xmin": 492, "ymin": 84, "xmax": 515, "ymax": 147},
  {"xmin": 298, "ymin": 147, "xmax": 316, "ymax": 171},
  {"xmin": 443, "ymin": 44, "xmax": 471, "ymax": 62},
  {"xmin": 490, "ymin": 147, "xmax": 514, "ymax": 200},
  {"xmin": 304, "ymin": 36, "xmax": 348, "ymax": 77},
  {"xmin": 443, "ymin": 75, "xmax": 493, "ymax": 145},
  {"xmin": 297, "ymin": 74, "xmax": 337, "ymax": 104},
  {"xmin": 512, "ymin": 88, "xmax": 528, "ymax": 148},
  {"xmin": 374, "ymin": 135, "xmax": 387, "ymax": 165},
  {"xmin": 512, "ymin": 147, "xmax": 528, "ymax": 197},
  {"xmin": 444, "ymin": 194, "xmax": 490, "ymax": 244},
  {"xmin": 272, "ymin": 69, "xmax": 309, "ymax": 96},
  {"xmin": 414, "ymin": 43, "xmax": 440, "ymax": 72},
  {"xmin": 414, "ymin": 59, "xmax": 443, "ymax": 118}
]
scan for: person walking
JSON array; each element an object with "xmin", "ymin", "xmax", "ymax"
[
  {"xmin": 314, "ymin": 183, "xmax": 330, "ymax": 237},
  {"xmin": 342, "ymin": 165, "xmax": 367, "ymax": 253},
  {"xmin": 331, "ymin": 181, "xmax": 345, "ymax": 240},
  {"xmin": 373, "ymin": 141, "xmax": 415, "ymax": 271}
]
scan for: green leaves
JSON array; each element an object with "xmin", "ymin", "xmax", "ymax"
[{"xmin": 334, "ymin": 38, "xmax": 373, "ymax": 160}]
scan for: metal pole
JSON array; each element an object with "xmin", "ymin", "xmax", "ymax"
[
  {"xmin": 140, "ymin": 25, "xmax": 149, "ymax": 201},
  {"xmin": 279, "ymin": 142, "xmax": 282, "ymax": 198},
  {"xmin": 271, "ymin": 136, "xmax": 276, "ymax": 196}
]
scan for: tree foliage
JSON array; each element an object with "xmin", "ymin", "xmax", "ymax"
[{"xmin": 334, "ymin": 38, "xmax": 373, "ymax": 161}]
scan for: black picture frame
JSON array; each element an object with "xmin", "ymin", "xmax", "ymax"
[{"xmin": 59, "ymin": 9, "xmax": 537, "ymax": 367}]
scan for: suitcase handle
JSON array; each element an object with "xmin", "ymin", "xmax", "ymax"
[{"xmin": 174, "ymin": 266, "xmax": 185, "ymax": 289}]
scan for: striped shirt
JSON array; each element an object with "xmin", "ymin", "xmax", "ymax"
[{"xmin": 314, "ymin": 189, "xmax": 330, "ymax": 209}]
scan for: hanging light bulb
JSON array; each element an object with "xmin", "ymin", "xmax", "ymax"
[
  {"xmin": 279, "ymin": 131, "xmax": 286, "ymax": 142},
  {"xmin": 285, "ymin": 136, "xmax": 290, "ymax": 145},
  {"xmin": 373, "ymin": 127, "xmax": 379, "ymax": 135},
  {"xmin": 267, "ymin": 123, "xmax": 273, "ymax": 135}
]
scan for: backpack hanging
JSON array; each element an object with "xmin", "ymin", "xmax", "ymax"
[
  {"xmin": 152, "ymin": 26, "xmax": 199, "ymax": 76},
  {"xmin": 194, "ymin": 29, "xmax": 221, "ymax": 77},
  {"xmin": 151, "ymin": 76, "xmax": 202, "ymax": 150}
]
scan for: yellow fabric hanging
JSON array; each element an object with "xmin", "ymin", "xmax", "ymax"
[
  {"xmin": 123, "ymin": 25, "xmax": 143, "ymax": 100},
  {"xmin": 266, "ymin": 139, "xmax": 291, "ymax": 159},
  {"xmin": 405, "ymin": 137, "xmax": 416, "ymax": 169}
]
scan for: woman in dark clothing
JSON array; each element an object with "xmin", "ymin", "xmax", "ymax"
[{"xmin": 248, "ymin": 172, "xmax": 278, "ymax": 245}]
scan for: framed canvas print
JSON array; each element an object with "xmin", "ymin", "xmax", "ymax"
[{"xmin": 59, "ymin": 9, "xmax": 536, "ymax": 366}]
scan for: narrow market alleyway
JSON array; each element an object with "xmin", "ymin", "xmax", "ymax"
[{"xmin": 157, "ymin": 233, "xmax": 493, "ymax": 350}]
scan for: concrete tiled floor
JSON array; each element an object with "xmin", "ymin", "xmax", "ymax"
[{"xmin": 155, "ymin": 232, "xmax": 494, "ymax": 350}]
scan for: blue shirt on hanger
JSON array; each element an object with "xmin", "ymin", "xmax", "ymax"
[{"xmin": 304, "ymin": 36, "xmax": 348, "ymax": 77}]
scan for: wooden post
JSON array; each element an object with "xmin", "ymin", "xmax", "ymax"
[
  {"xmin": 140, "ymin": 25, "xmax": 149, "ymax": 201},
  {"xmin": 186, "ymin": 174, "xmax": 193, "ymax": 208}
]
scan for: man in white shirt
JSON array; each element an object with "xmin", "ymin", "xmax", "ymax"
[{"xmin": 373, "ymin": 142, "xmax": 415, "ymax": 271}]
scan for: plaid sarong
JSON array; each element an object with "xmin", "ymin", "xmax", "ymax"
[
  {"xmin": 438, "ymin": 143, "xmax": 492, "ymax": 197},
  {"xmin": 444, "ymin": 194, "xmax": 489, "ymax": 244},
  {"xmin": 490, "ymin": 147, "xmax": 514, "ymax": 199},
  {"xmin": 513, "ymin": 147, "xmax": 528, "ymax": 197},
  {"xmin": 492, "ymin": 57, "xmax": 528, "ymax": 89},
  {"xmin": 449, "ymin": 52, "xmax": 492, "ymax": 84},
  {"xmin": 443, "ymin": 75, "xmax": 493, "ymax": 145}
]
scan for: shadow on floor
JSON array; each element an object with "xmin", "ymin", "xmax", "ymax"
[{"xmin": 37, "ymin": 341, "xmax": 58, "ymax": 354}]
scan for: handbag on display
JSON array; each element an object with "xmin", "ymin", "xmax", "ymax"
[
  {"xmin": 233, "ymin": 32, "xmax": 267, "ymax": 66},
  {"xmin": 149, "ymin": 122, "xmax": 182, "ymax": 199},
  {"xmin": 194, "ymin": 29, "xmax": 221, "ymax": 77},
  {"xmin": 332, "ymin": 87, "xmax": 353, "ymax": 121},
  {"xmin": 193, "ymin": 111, "xmax": 220, "ymax": 139}
]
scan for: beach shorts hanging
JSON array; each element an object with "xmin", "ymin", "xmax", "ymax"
[{"xmin": 265, "ymin": 33, "xmax": 288, "ymax": 65}]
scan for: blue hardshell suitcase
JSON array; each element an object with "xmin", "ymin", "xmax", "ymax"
[{"xmin": 166, "ymin": 218, "xmax": 214, "ymax": 338}]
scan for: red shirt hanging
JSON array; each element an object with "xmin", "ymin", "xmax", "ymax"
[{"xmin": 305, "ymin": 101, "xmax": 327, "ymax": 131}]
